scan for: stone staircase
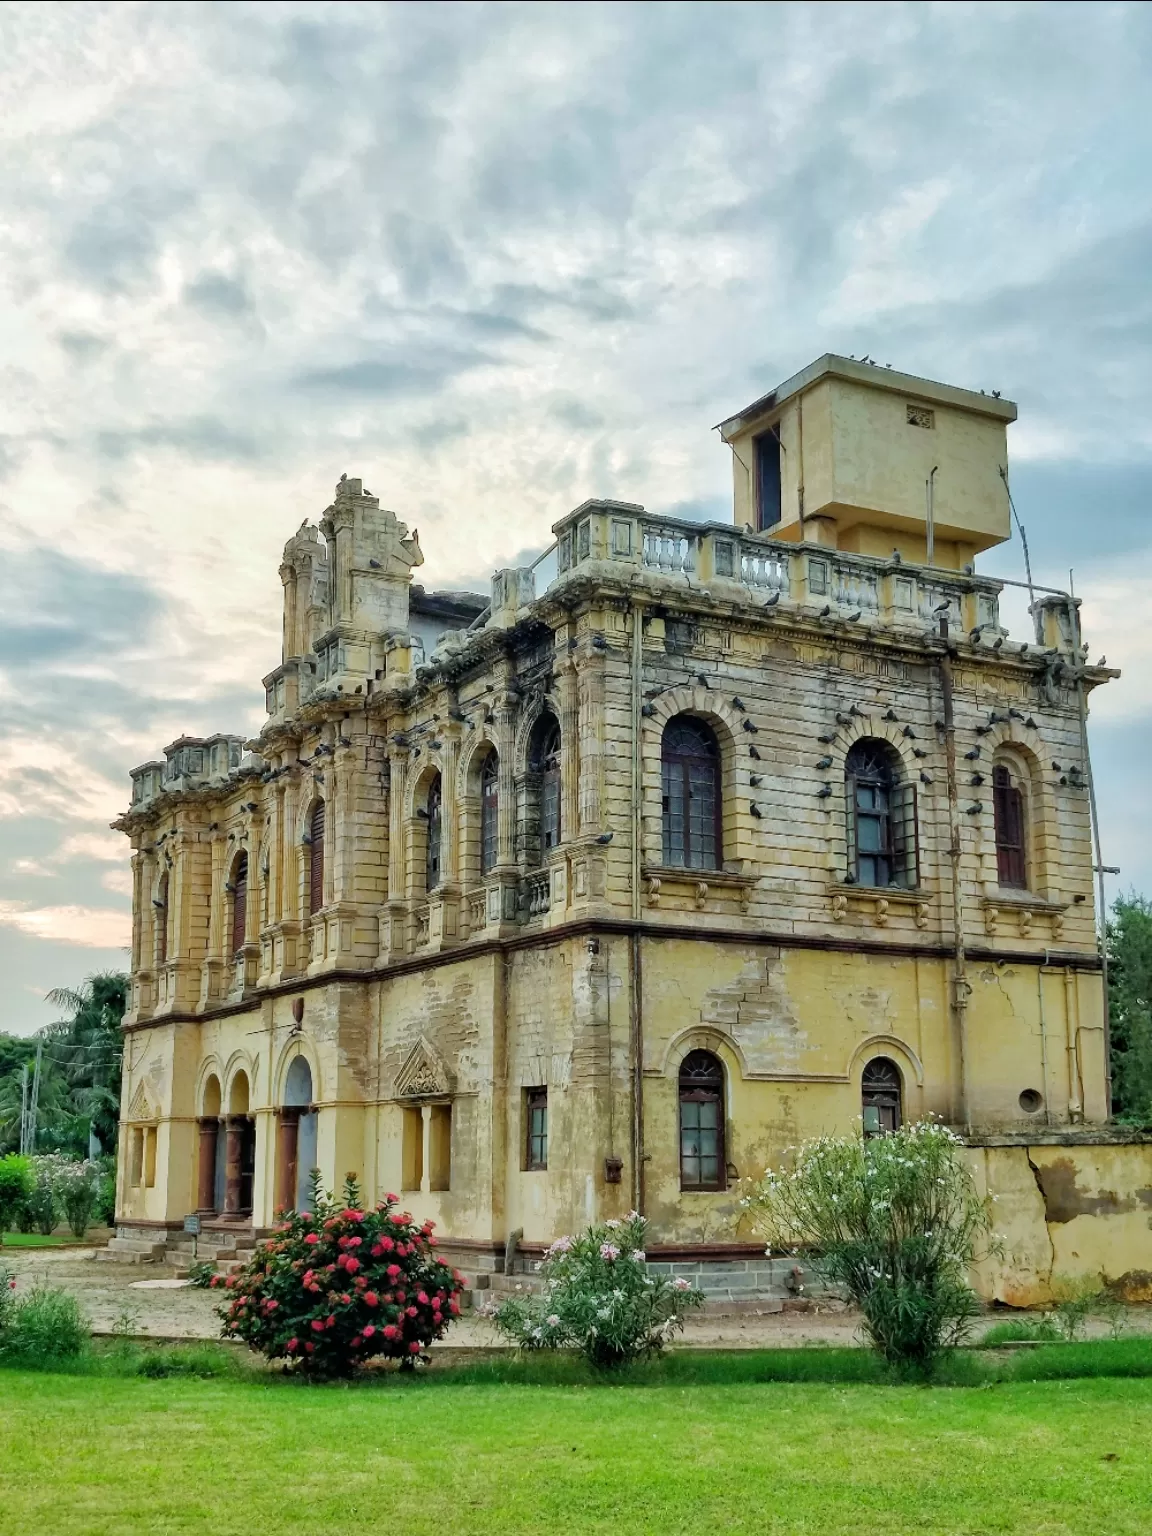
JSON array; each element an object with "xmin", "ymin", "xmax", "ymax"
[{"xmin": 97, "ymin": 1226, "xmax": 256, "ymax": 1272}]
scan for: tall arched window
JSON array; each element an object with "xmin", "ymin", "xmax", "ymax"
[
  {"xmin": 155, "ymin": 871, "xmax": 170, "ymax": 965},
  {"xmin": 845, "ymin": 740, "xmax": 917, "ymax": 889},
  {"xmin": 307, "ymin": 801, "xmax": 325, "ymax": 916},
  {"xmin": 662, "ymin": 715, "xmax": 721, "ymax": 870},
  {"xmin": 426, "ymin": 773, "xmax": 443, "ymax": 892},
  {"xmin": 679, "ymin": 1049, "xmax": 726, "ymax": 1191},
  {"xmin": 230, "ymin": 853, "xmax": 248, "ymax": 954},
  {"xmin": 480, "ymin": 752, "xmax": 499, "ymax": 876},
  {"xmin": 862, "ymin": 1057, "xmax": 902, "ymax": 1136},
  {"xmin": 993, "ymin": 763, "xmax": 1027, "ymax": 889},
  {"xmin": 530, "ymin": 717, "xmax": 562, "ymax": 855}
]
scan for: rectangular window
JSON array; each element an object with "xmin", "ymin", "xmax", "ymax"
[
  {"xmin": 429, "ymin": 1104, "xmax": 452, "ymax": 1192},
  {"xmin": 906, "ymin": 404, "xmax": 935, "ymax": 429},
  {"xmin": 754, "ymin": 431, "xmax": 782, "ymax": 530},
  {"xmin": 679, "ymin": 1095, "xmax": 723, "ymax": 1190},
  {"xmin": 143, "ymin": 1126, "xmax": 157, "ymax": 1189},
  {"xmin": 890, "ymin": 782, "xmax": 919, "ymax": 889},
  {"xmin": 524, "ymin": 1088, "xmax": 548, "ymax": 1170},
  {"xmin": 401, "ymin": 1106, "xmax": 423, "ymax": 1192},
  {"xmin": 129, "ymin": 1126, "xmax": 145, "ymax": 1187}
]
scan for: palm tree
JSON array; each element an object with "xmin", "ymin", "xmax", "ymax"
[{"xmin": 40, "ymin": 973, "xmax": 128, "ymax": 1155}]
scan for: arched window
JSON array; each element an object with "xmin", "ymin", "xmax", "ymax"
[
  {"xmin": 993, "ymin": 763, "xmax": 1027, "ymax": 889},
  {"xmin": 156, "ymin": 872, "xmax": 169, "ymax": 965},
  {"xmin": 861, "ymin": 1057, "xmax": 902, "ymax": 1136},
  {"xmin": 678, "ymin": 1049, "xmax": 725, "ymax": 1191},
  {"xmin": 662, "ymin": 715, "xmax": 721, "ymax": 870},
  {"xmin": 230, "ymin": 853, "xmax": 248, "ymax": 954},
  {"xmin": 426, "ymin": 773, "xmax": 443, "ymax": 892},
  {"xmin": 530, "ymin": 717, "xmax": 562, "ymax": 856},
  {"xmin": 480, "ymin": 752, "xmax": 499, "ymax": 876},
  {"xmin": 307, "ymin": 801, "xmax": 325, "ymax": 916},
  {"xmin": 845, "ymin": 740, "xmax": 917, "ymax": 889}
]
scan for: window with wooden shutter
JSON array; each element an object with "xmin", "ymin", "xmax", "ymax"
[
  {"xmin": 993, "ymin": 764, "xmax": 1027, "ymax": 889},
  {"xmin": 890, "ymin": 781, "xmax": 919, "ymax": 889},
  {"xmin": 308, "ymin": 801, "xmax": 325, "ymax": 915},
  {"xmin": 845, "ymin": 740, "xmax": 916, "ymax": 889},
  {"xmin": 661, "ymin": 716, "xmax": 721, "ymax": 870},
  {"xmin": 524, "ymin": 1087, "xmax": 548, "ymax": 1170},
  {"xmin": 862, "ymin": 1057, "xmax": 902, "ymax": 1136},
  {"xmin": 530, "ymin": 717, "xmax": 562, "ymax": 856},
  {"xmin": 156, "ymin": 872, "xmax": 169, "ymax": 964},
  {"xmin": 426, "ymin": 774, "xmax": 443, "ymax": 891},
  {"xmin": 480, "ymin": 753, "xmax": 499, "ymax": 875},
  {"xmin": 230, "ymin": 853, "xmax": 248, "ymax": 954},
  {"xmin": 679, "ymin": 1050, "xmax": 726, "ymax": 1191}
]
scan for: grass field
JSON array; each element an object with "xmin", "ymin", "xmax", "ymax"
[
  {"xmin": 2, "ymin": 1350, "xmax": 1152, "ymax": 1534},
  {"xmin": 0, "ymin": 1232, "xmax": 79, "ymax": 1248}
]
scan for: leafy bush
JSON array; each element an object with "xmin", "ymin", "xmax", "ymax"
[
  {"xmin": 24, "ymin": 1167, "xmax": 58, "ymax": 1236},
  {"xmin": 1050, "ymin": 1274, "xmax": 1105, "ymax": 1341},
  {"xmin": 136, "ymin": 1344, "xmax": 236, "ymax": 1379},
  {"xmin": 0, "ymin": 1155, "xmax": 32, "ymax": 1235},
  {"xmin": 743, "ymin": 1120, "xmax": 994, "ymax": 1379},
  {"xmin": 48, "ymin": 1157, "xmax": 101, "ymax": 1238},
  {"xmin": 981, "ymin": 1315, "xmax": 1059, "ymax": 1345},
  {"xmin": 216, "ymin": 1175, "xmax": 466, "ymax": 1377},
  {"xmin": 0, "ymin": 1282, "xmax": 89, "ymax": 1361},
  {"xmin": 187, "ymin": 1259, "xmax": 218, "ymax": 1288},
  {"xmin": 96, "ymin": 1158, "xmax": 117, "ymax": 1227},
  {"xmin": 489, "ymin": 1213, "xmax": 705, "ymax": 1371},
  {"xmin": 0, "ymin": 1266, "xmax": 16, "ymax": 1336}
]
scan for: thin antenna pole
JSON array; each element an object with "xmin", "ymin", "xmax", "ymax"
[
  {"xmin": 19, "ymin": 1065, "xmax": 29, "ymax": 1156},
  {"xmin": 999, "ymin": 466, "xmax": 1036, "ymax": 615}
]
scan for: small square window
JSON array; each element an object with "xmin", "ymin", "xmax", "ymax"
[
  {"xmin": 577, "ymin": 521, "xmax": 591, "ymax": 560},
  {"xmin": 808, "ymin": 559, "xmax": 828, "ymax": 596},
  {"xmin": 611, "ymin": 520, "xmax": 633, "ymax": 556},
  {"xmin": 714, "ymin": 541, "xmax": 735, "ymax": 578},
  {"xmin": 894, "ymin": 577, "xmax": 914, "ymax": 610},
  {"xmin": 906, "ymin": 404, "xmax": 935, "ymax": 430}
]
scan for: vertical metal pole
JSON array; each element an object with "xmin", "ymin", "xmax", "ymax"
[{"xmin": 19, "ymin": 1066, "xmax": 29, "ymax": 1156}]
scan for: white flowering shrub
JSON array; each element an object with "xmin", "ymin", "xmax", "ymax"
[
  {"xmin": 490, "ymin": 1214, "xmax": 704, "ymax": 1371},
  {"xmin": 743, "ymin": 1120, "xmax": 995, "ymax": 1377}
]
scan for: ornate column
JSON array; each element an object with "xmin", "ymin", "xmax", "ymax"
[
  {"xmin": 223, "ymin": 1118, "xmax": 244, "ymax": 1215},
  {"xmin": 379, "ymin": 745, "xmax": 410, "ymax": 962},
  {"xmin": 197, "ymin": 1119, "xmax": 219, "ymax": 1212}
]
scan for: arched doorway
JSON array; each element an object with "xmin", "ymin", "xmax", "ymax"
[
  {"xmin": 224, "ymin": 1069, "xmax": 256, "ymax": 1218},
  {"xmin": 276, "ymin": 1055, "xmax": 317, "ymax": 1213},
  {"xmin": 196, "ymin": 1073, "xmax": 226, "ymax": 1214}
]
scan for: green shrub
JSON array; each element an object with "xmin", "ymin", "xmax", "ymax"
[
  {"xmin": 1050, "ymin": 1273, "xmax": 1105, "ymax": 1340},
  {"xmin": 981, "ymin": 1316, "xmax": 1059, "ymax": 1345},
  {"xmin": 54, "ymin": 1160, "xmax": 100, "ymax": 1238},
  {"xmin": 743, "ymin": 1119, "xmax": 994, "ymax": 1379},
  {"xmin": 216, "ymin": 1174, "xmax": 466, "ymax": 1377},
  {"xmin": 187, "ymin": 1259, "xmax": 218, "ymax": 1288},
  {"xmin": 0, "ymin": 1282, "xmax": 89, "ymax": 1361},
  {"xmin": 24, "ymin": 1170, "xmax": 58, "ymax": 1236},
  {"xmin": 96, "ymin": 1158, "xmax": 117, "ymax": 1227},
  {"xmin": 490, "ymin": 1213, "xmax": 705, "ymax": 1371},
  {"xmin": 136, "ymin": 1344, "xmax": 236, "ymax": 1379},
  {"xmin": 0, "ymin": 1155, "xmax": 32, "ymax": 1236},
  {"xmin": 0, "ymin": 1266, "xmax": 16, "ymax": 1337}
]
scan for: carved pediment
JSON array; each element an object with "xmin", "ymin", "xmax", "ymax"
[
  {"xmin": 128, "ymin": 1080, "xmax": 158, "ymax": 1122},
  {"xmin": 395, "ymin": 1037, "xmax": 452, "ymax": 1100}
]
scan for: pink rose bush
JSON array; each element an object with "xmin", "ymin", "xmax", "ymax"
[
  {"xmin": 490, "ymin": 1213, "xmax": 703, "ymax": 1371},
  {"xmin": 214, "ymin": 1175, "xmax": 464, "ymax": 1377}
]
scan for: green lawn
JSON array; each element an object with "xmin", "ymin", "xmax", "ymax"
[
  {"xmin": 0, "ymin": 1231, "xmax": 79, "ymax": 1248},
  {"xmin": 2, "ymin": 1364, "xmax": 1151, "ymax": 1534}
]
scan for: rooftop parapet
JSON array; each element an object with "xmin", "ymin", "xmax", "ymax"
[{"xmin": 127, "ymin": 734, "xmax": 248, "ymax": 811}]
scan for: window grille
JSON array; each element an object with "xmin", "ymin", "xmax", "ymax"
[
  {"xmin": 662, "ymin": 716, "xmax": 721, "ymax": 870},
  {"xmin": 532, "ymin": 719, "xmax": 562, "ymax": 852},
  {"xmin": 679, "ymin": 1050, "xmax": 725, "ymax": 1191},
  {"xmin": 845, "ymin": 741, "xmax": 916, "ymax": 888},
  {"xmin": 525, "ymin": 1087, "xmax": 548, "ymax": 1170},
  {"xmin": 993, "ymin": 764, "xmax": 1027, "ymax": 888},
  {"xmin": 480, "ymin": 753, "xmax": 499, "ymax": 876},
  {"xmin": 862, "ymin": 1057, "xmax": 902, "ymax": 1136}
]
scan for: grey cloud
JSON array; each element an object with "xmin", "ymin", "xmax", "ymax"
[
  {"xmin": 296, "ymin": 347, "xmax": 496, "ymax": 398},
  {"xmin": 0, "ymin": 548, "xmax": 162, "ymax": 665},
  {"xmin": 96, "ymin": 418, "xmax": 264, "ymax": 464},
  {"xmin": 184, "ymin": 271, "xmax": 257, "ymax": 320},
  {"xmin": 57, "ymin": 331, "xmax": 111, "ymax": 362}
]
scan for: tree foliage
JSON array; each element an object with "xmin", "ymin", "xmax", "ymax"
[
  {"xmin": 1108, "ymin": 894, "xmax": 1152, "ymax": 1125},
  {"xmin": 0, "ymin": 973, "xmax": 127, "ymax": 1157},
  {"xmin": 743, "ymin": 1120, "xmax": 993, "ymax": 1378}
]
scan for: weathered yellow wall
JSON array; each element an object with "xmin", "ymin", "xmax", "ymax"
[{"xmin": 969, "ymin": 1141, "xmax": 1152, "ymax": 1306}]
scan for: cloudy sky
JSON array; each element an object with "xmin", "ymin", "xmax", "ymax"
[{"xmin": 0, "ymin": 0, "xmax": 1149, "ymax": 1034}]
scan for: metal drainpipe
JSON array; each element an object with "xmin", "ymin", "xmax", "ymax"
[
  {"xmin": 938, "ymin": 645, "xmax": 971, "ymax": 1130},
  {"xmin": 1073, "ymin": 667, "xmax": 1112, "ymax": 1115},
  {"xmin": 1038, "ymin": 953, "xmax": 1052, "ymax": 1127},
  {"xmin": 630, "ymin": 598, "xmax": 646, "ymax": 1215}
]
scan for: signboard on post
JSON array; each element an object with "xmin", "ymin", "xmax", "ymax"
[{"xmin": 183, "ymin": 1213, "xmax": 201, "ymax": 1260}]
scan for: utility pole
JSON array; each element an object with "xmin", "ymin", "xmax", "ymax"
[
  {"xmin": 20, "ymin": 1041, "xmax": 43, "ymax": 1156},
  {"xmin": 18, "ymin": 1065, "xmax": 29, "ymax": 1155}
]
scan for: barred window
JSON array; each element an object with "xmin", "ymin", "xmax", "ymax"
[
  {"xmin": 662, "ymin": 716, "xmax": 721, "ymax": 870},
  {"xmin": 679, "ymin": 1050, "xmax": 725, "ymax": 1191},
  {"xmin": 525, "ymin": 1087, "xmax": 548, "ymax": 1170},
  {"xmin": 230, "ymin": 853, "xmax": 248, "ymax": 954},
  {"xmin": 845, "ymin": 740, "xmax": 917, "ymax": 888},
  {"xmin": 307, "ymin": 800, "xmax": 325, "ymax": 915},
  {"xmin": 480, "ymin": 752, "xmax": 499, "ymax": 876},
  {"xmin": 993, "ymin": 764, "xmax": 1027, "ymax": 889},
  {"xmin": 426, "ymin": 773, "xmax": 443, "ymax": 892},
  {"xmin": 531, "ymin": 717, "xmax": 562, "ymax": 853},
  {"xmin": 862, "ymin": 1057, "xmax": 902, "ymax": 1136}
]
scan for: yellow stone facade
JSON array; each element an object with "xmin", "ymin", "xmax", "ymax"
[{"xmin": 113, "ymin": 357, "xmax": 1148, "ymax": 1302}]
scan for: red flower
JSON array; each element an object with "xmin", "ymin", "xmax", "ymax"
[
  {"xmin": 408, "ymin": 1341, "xmax": 421, "ymax": 1354},
  {"xmin": 416, "ymin": 1291, "xmax": 429, "ymax": 1305},
  {"xmin": 364, "ymin": 1292, "xmax": 378, "ymax": 1307},
  {"xmin": 449, "ymin": 1299, "xmax": 460, "ymax": 1315},
  {"xmin": 305, "ymin": 1342, "xmax": 315, "ymax": 1353},
  {"xmin": 382, "ymin": 1324, "xmax": 399, "ymax": 1340},
  {"xmin": 326, "ymin": 1315, "xmax": 336, "ymax": 1328},
  {"xmin": 428, "ymin": 1236, "xmax": 438, "ymax": 1246},
  {"xmin": 311, "ymin": 1320, "xmax": 325, "ymax": 1332},
  {"xmin": 385, "ymin": 1192, "xmax": 398, "ymax": 1203},
  {"xmin": 285, "ymin": 1338, "xmax": 298, "ymax": 1353},
  {"xmin": 304, "ymin": 1233, "xmax": 320, "ymax": 1246},
  {"xmin": 396, "ymin": 1290, "xmax": 406, "ymax": 1302},
  {"xmin": 363, "ymin": 1324, "xmax": 376, "ymax": 1338},
  {"xmin": 379, "ymin": 1236, "xmax": 394, "ymax": 1253},
  {"xmin": 386, "ymin": 1264, "xmax": 401, "ymax": 1279},
  {"xmin": 406, "ymin": 1306, "xmax": 418, "ymax": 1318},
  {"xmin": 346, "ymin": 1235, "xmax": 362, "ymax": 1247},
  {"xmin": 344, "ymin": 1257, "xmax": 361, "ymax": 1275},
  {"xmin": 350, "ymin": 1336, "xmax": 362, "ymax": 1349},
  {"xmin": 340, "ymin": 1293, "xmax": 351, "ymax": 1305},
  {"xmin": 266, "ymin": 1299, "xmax": 279, "ymax": 1310},
  {"xmin": 370, "ymin": 1244, "xmax": 383, "ymax": 1258}
]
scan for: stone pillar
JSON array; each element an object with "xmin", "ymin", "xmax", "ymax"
[
  {"xmin": 557, "ymin": 654, "xmax": 580, "ymax": 847},
  {"xmin": 197, "ymin": 1119, "xmax": 219, "ymax": 1212},
  {"xmin": 223, "ymin": 1118, "xmax": 244, "ymax": 1216}
]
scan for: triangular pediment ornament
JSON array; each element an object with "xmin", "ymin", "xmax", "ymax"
[
  {"xmin": 128, "ymin": 1080, "xmax": 158, "ymax": 1122},
  {"xmin": 395, "ymin": 1037, "xmax": 451, "ymax": 1100}
]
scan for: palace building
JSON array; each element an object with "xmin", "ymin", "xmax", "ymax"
[{"xmin": 111, "ymin": 355, "xmax": 1149, "ymax": 1303}]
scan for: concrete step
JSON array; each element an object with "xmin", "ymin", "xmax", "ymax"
[{"xmin": 97, "ymin": 1236, "xmax": 169, "ymax": 1264}]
